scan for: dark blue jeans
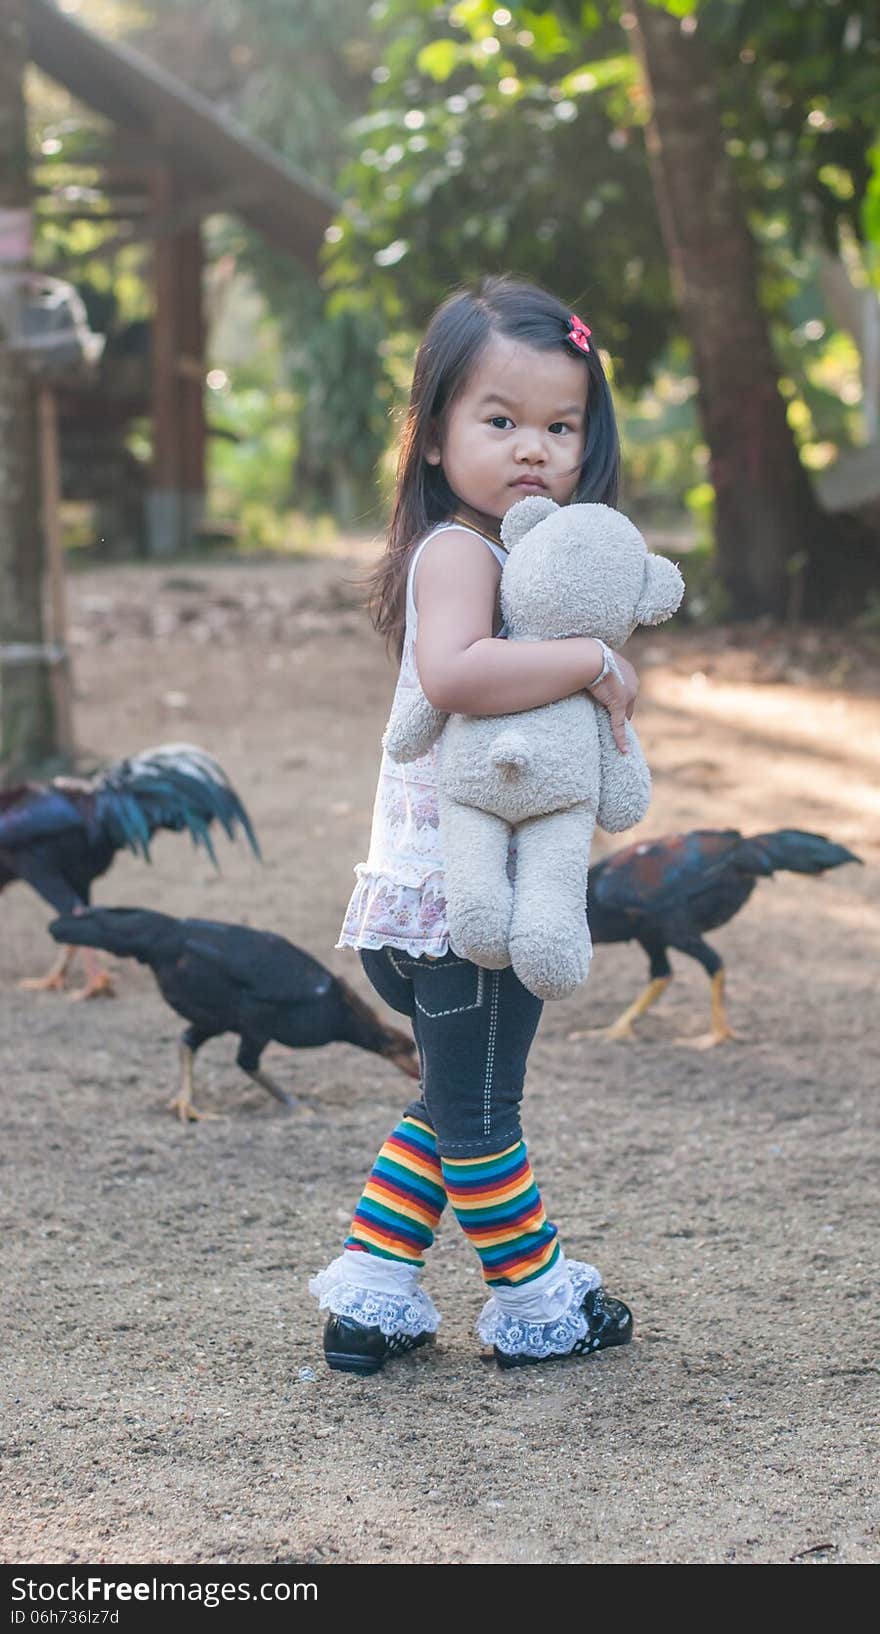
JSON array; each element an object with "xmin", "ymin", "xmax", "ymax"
[{"xmin": 359, "ymin": 947, "xmax": 544, "ymax": 1158}]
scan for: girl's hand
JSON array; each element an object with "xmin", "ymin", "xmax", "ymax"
[
  {"xmin": 587, "ymin": 651, "xmax": 640, "ymax": 753},
  {"xmin": 612, "ymin": 651, "xmax": 640, "ymax": 719}
]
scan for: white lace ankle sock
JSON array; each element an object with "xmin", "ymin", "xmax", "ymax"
[
  {"xmin": 309, "ymin": 1249, "xmax": 441, "ymax": 1337},
  {"xmin": 477, "ymin": 1257, "xmax": 602, "ymax": 1358}
]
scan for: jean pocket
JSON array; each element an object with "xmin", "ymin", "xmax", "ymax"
[{"xmin": 410, "ymin": 959, "xmax": 486, "ymax": 1019}]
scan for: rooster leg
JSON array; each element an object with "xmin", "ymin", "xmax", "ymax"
[
  {"xmin": 688, "ymin": 970, "xmax": 738, "ymax": 1049},
  {"xmin": 604, "ymin": 976, "xmax": 672, "ymax": 1041},
  {"xmin": 570, "ymin": 975, "xmax": 672, "ymax": 1043},
  {"xmin": 19, "ymin": 944, "xmax": 77, "ymax": 992},
  {"xmin": 68, "ymin": 947, "xmax": 116, "ymax": 1002},
  {"xmin": 168, "ymin": 1036, "xmax": 219, "ymax": 1123},
  {"xmin": 236, "ymin": 1038, "xmax": 304, "ymax": 1112},
  {"xmin": 244, "ymin": 1067, "xmax": 300, "ymax": 1111},
  {"xmin": 569, "ymin": 941, "xmax": 673, "ymax": 1043}
]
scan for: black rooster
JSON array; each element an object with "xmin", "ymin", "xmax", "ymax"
[
  {"xmin": 49, "ymin": 906, "xmax": 420, "ymax": 1119},
  {"xmin": 575, "ymin": 828, "xmax": 862, "ymax": 1046},
  {"xmin": 1, "ymin": 743, "xmax": 260, "ymax": 998}
]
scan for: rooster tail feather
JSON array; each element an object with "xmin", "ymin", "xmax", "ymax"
[
  {"xmin": 741, "ymin": 829, "xmax": 862, "ymax": 877},
  {"xmin": 88, "ymin": 787, "xmax": 153, "ymax": 859},
  {"xmin": 93, "ymin": 744, "xmax": 261, "ymax": 865}
]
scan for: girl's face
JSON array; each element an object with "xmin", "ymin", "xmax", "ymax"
[{"xmin": 425, "ymin": 331, "xmax": 588, "ymax": 530}]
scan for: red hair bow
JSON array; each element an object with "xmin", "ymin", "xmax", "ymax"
[{"xmin": 566, "ymin": 313, "xmax": 592, "ymax": 355}]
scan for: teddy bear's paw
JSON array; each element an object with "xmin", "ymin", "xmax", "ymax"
[
  {"xmin": 597, "ymin": 794, "xmax": 647, "ymax": 835},
  {"xmin": 510, "ymin": 929, "xmax": 592, "ymax": 1002},
  {"xmin": 451, "ymin": 920, "xmax": 511, "ymax": 969},
  {"xmin": 382, "ymin": 697, "xmax": 448, "ymax": 764},
  {"xmin": 447, "ymin": 892, "xmax": 512, "ymax": 970},
  {"xmin": 466, "ymin": 943, "xmax": 512, "ymax": 971}
]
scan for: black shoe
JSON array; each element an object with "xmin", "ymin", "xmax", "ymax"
[
  {"xmin": 322, "ymin": 1313, "xmax": 435, "ymax": 1376},
  {"xmin": 494, "ymin": 1287, "xmax": 633, "ymax": 1370}
]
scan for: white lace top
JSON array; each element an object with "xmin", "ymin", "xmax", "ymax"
[{"xmin": 338, "ymin": 522, "xmax": 508, "ymax": 956}]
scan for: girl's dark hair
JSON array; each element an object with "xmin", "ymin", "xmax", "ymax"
[{"xmin": 369, "ymin": 274, "xmax": 620, "ymax": 656}]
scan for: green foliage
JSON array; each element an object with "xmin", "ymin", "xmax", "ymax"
[
  {"xmin": 676, "ymin": 537, "xmax": 732, "ymax": 624},
  {"xmin": 617, "ymin": 355, "xmax": 705, "ymax": 519},
  {"xmin": 864, "ymin": 144, "xmax": 880, "ymax": 269},
  {"xmin": 27, "ymin": 0, "xmax": 880, "ymax": 572},
  {"xmin": 208, "ymin": 383, "xmax": 299, "ymax": 517},
  {"xmin": 330, "ymin": 0, "xmax": 878, "ymax": 516},
  {"xmin": 53, "ymin": 1, "xmax": 386, "ymax": 529},
  {"xmin": 702, "ymin": 0, "xmax": 880, "ymax": 255},
  {"xmin": 329, "ymin": 0, "xmax": 673, "ymax": 392},
  {"xmin": 136, "ymin": 0, "xmax": 387, "ymax": 521}
]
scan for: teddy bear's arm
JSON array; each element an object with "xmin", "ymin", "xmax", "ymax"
[
  {"xmin": 595, "ymin": 712, "xmax": 653, "ymax": 832},
  {"xmin": 382, "ymin": 685, "xmax": 449, "ymax": 763}
]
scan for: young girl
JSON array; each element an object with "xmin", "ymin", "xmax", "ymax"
[{"xmin": 310, "ymin": 276, "xmax": 639, "ymax": 1374}]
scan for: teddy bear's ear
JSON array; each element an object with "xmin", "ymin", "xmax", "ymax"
[
  {"xmin": 637, "ymin": 553, "xmax": 685, "ymax": 625},
  {"xmin": 500, "ymin": 494, "xmax": 559, "ymax": 550}
]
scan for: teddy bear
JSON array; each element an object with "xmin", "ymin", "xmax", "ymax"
[{"xmin": 382, "ymin": 496, "xmax": 685, "ymax": 1000}]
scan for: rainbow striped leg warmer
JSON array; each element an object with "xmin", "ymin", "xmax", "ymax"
[
  {"xmin": 310, "ymin": 1126, "xmax": 566, "ymax": 1342},
  {"xmin": 309, "ymin": 1116, "xmax": 446, "ymax": 1337},
  {"xmin": 440, "ymin": 1140, "xmax": 561, "ymax": 1287},
  {"xmin": 344, "ymin": 1115, "xmax": 447, "ymax": 1267}
]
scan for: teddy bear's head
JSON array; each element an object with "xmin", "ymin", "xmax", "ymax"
[{"xmin": 499, "ymin": 495, "xmax": 684, "ymax": 648}]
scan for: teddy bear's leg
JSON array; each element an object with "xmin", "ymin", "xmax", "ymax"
[
  {"xmin": 441, "ymin": 796, "xmax": 513, "ymax": 969},
  {"xmin": 508, "ymin": 806, "xmax": 595, "ymax": 1000}
]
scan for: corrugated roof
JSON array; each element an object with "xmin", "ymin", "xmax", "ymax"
[{"xmin": 25, "ymin": 0, "xmax": 338, "ymax": 268}]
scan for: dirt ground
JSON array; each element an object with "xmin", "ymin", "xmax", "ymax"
[{"xmin": 1, "ymin": 541, "xmax": 878, "ymax": 1567}]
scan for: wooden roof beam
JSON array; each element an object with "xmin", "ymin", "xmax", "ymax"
[{"xmin": 44, "ymin": 184, "xmax": 252, "ymax": 268}]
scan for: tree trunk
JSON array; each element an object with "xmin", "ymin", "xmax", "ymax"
[
  {"xmin": 630, "ymin": 3, "xmax": 825, "ymax": 619},
  {"xmin": 0, "ymin": 0, "xmax": 63, "ymax": 779}
]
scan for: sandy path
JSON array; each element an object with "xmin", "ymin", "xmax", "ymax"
[{"xmin": 1, "ymin": 548, "xmax": 877, "ymax": 1564}]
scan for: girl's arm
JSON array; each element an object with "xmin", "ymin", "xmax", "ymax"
[{"xmin": 414, "ymin": 529, "xmax": 635, "ymax": 749}]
